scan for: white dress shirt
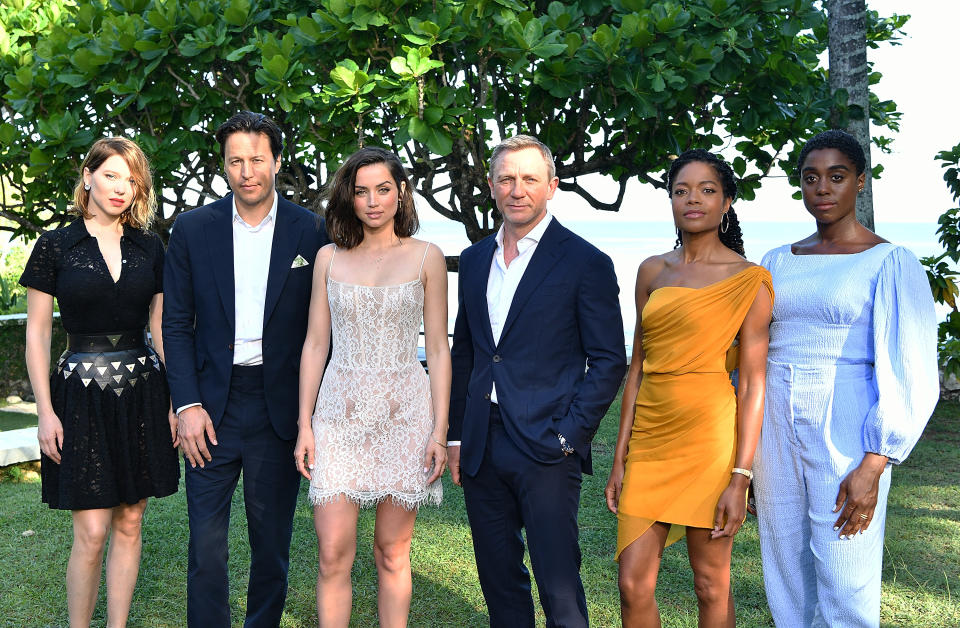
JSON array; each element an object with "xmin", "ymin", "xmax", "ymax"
[
  {"xmin": 487, "ymin": 212, "xmax": 552, "ymax": 403},
  {"xmin": 232, "ymin": 193, "xmax": 278, "ymax": 366}
]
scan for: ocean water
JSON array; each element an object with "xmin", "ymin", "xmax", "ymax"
[{"xmin": 415, "ymin": 218, "xmax": 942, "ymax": 339}]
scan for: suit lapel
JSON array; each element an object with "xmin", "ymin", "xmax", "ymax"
[
  {"xmin": 263, "ymin": 199, "xmax": 305, "ymax": 326},
  {"xmin": 204, "ymin": 198, "xmax": 235, "ymax": 329},
  {"xmin": 498, "ymin": 218, "xmax": 569, "ymax": 345},
  {"xmin": 466, "ymin": 236, "xmax": 498, "ymax": 350}
]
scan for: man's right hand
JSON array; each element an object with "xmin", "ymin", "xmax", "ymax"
[
  {"xmin": 178, "ymin": 406, "xmax": 217, "ymax": 468},
  {"xmin": 448, "ymin": 445, "xmax": 462, "ymax": 486}
]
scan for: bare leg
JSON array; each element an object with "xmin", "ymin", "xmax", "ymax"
[
  {"xmin": 68, "ymin": 508, "xmax": 113, "ymax": 627},
  {"xmin": 618, "ymin": 522, "xmax": 670, "ymax": 628},
  {"xmin": 372, "ymin": 501, "xmax": 418, "ymax": 628},
  {"xmin": 314, "ymin": 497, "xmax": 360, "ymax": 627},
  {"xmin": 105, "ymin": 499, "xmax": 148, "ymax": 627},
  {"xmin": 685, "ymin": 527, "xmax": 735, "ymax": 628}
]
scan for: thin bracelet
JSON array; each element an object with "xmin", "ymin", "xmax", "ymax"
[
  {"xmin": 432, "ymin": 438, "xmax": 447, "ymax": 448},
  {"xmin": 731, "ymin": 467, "xmax": 754, "ymax": 480}
]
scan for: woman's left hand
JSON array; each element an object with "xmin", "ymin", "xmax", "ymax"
[
  {"xmin": 168, "ymin": 408, "xmax": 180, "ymax": 448},
  {"xmin": 711, "ymin": 474, "xmax": 751, "ymax": 538},
  {"xmin": 423, "ymin": 437, "xmax": 448, "ymax": 484},
  {"xmin": 833, "ymin": 452, "xmax": 888, "ymax": 538}
]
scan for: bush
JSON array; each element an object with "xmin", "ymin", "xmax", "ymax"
[
  {"xmin": 922, "ymin": 142, "xmax": 960, "ymax": 380},
  {"xmin": 0, "ymin": 318, "xmax": 67, "ymax": 399}
]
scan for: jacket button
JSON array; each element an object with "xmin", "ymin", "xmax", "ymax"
[
  {"xmin": 484, "ymin": 393, "xmax": 490, "ymax": 400},
  {"xmin": 492, "ymin": 354, "xmax": 501, "ymax": 363},
  {"xmin": 227, "ymin": 343, "xmax": 234, "ymax": 350}
]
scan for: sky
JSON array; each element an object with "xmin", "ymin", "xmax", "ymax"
[{"xmin": 418, "ymin": 0, "xmax": 960, "ymax": 230}]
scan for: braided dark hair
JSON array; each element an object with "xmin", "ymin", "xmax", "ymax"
[
  {"xmin": 668, "ymin": 149, "xmax": 745, "ymax": 257},
  {"xmin": 797, "ymin": 129, "xmax": 866, "ymax": 176}
]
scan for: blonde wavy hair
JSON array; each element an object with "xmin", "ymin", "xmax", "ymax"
[{"xmin": 72, "ymin": 137, "xmax": 157, "ymax": 230}]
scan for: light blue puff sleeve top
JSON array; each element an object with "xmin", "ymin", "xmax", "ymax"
[{"xmin": 762, "ymin": 243, "xmax": 939, "ymax": 464}]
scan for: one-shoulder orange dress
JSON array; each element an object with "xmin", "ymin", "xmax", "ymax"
[{"xmin": 615, "ymin": 266, "xmax": 774, "ymax": 559}]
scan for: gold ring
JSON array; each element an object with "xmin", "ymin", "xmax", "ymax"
[{"xmin": 858, "ymin": 513, "xmax": 869, "ymax": 520}]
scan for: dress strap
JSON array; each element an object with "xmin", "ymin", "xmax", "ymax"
[
  {"xmin": 327, "ymin": 245, "xmax": 338, "ymax": 279},
  {"xmin": 417, "ymin": 242, "xmax": 431, "ymax": 280}
]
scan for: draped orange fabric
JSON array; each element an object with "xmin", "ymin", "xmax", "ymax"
[{"xmin": 616, "ymin": 266, "xmax": 774, "ymax": 559}]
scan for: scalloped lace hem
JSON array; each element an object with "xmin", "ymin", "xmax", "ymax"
[{"xmin": 308, "ymin": 487, "xmax": 442, "ymax": 511}]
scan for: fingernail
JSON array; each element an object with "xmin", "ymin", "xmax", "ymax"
[
  {"xmin": 309, "ymin": 464, "xmax": 314, "ymax": 470},
  {"xmin": 424, "ymin": 467, "xmax": 430, "ymax": 473}
]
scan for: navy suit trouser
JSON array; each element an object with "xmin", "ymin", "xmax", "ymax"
[
  {"xmin": 185, "ymin": 366, "xmax": 300, "ymax": 628},
  {"xmin": 462, "ymin": 404, "xmax": 588, "ymax": 628}
]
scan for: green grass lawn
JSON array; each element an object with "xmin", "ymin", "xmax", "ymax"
[
  {"xmin": 0, "ymin": 410, "xmax": 36, "ymax": 432},
  {"xmin": 1, "ymin": 400, "xmax": 958, "ymax": 627}
]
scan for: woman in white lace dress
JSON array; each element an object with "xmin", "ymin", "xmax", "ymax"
[{"xmin": 295, "ymin": 147, "xmax": 450, "ymax": 627}]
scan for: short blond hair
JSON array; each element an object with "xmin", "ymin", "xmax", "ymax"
[
  {"xmin": 72, "ymin": 137, "xmax": 157, "ymax": 230},
  {"xmin": 488, "ymin": 135, "xmax": 556, "ymax": 180}
]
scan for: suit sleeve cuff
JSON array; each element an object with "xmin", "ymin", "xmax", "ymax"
[{"xmin": 176, "ymin": 402, "xmax": 202, "ymax": 416}]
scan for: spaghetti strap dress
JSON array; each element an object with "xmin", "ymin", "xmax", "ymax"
[
  {"xmin": 616, "ymin": 265, "xmax": 773, "ymax": 558},
  {"xmin": 18, "ymin": 219, "xmax": 179, "ymax": 510},
  {"xmin": 308, "ymin": 243, "xmax": 442, "ymax": 509}
]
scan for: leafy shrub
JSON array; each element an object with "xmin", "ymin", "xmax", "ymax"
[{"xmin": 921, "ymin": 143, "xmax": 960, "ymax": 380}]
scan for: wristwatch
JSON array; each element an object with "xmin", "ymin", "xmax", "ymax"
[{"xmin": 558, "ymin": 433, "xmax": 574, "ymax": 456}]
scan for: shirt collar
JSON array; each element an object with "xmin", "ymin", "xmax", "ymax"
[
  {"xmin": 61, "ymin": 217, "xmax": 154, "ymax": 252},
  {"xmin": 232, "ymin": 192, "xmax": 278, "ymax": 231},
  {"xmin": 494, "ymin": 211, "xmax": 552, "ymax": 252}
]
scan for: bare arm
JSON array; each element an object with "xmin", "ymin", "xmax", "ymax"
[
  {"xmin": 149, "ymin": 292, "xmax": 179, "ymax": 448},
  {"xmin": 605, "ymin": 257, "xmax": 661, "ymax": 514},
  {"xmin": 25, "ymin": 288, "xmax": 62, "ymax": 463},
  {"xmin": 712, "ymin": 282, "xmax": 772, "ymax": 537},
  {"xmin": 421, "ymin": 243, "xmax": 451, "ymax": 483},
  {"xmin": 294, "ymin": 245, "xmax": 333, "ymax": 479}
]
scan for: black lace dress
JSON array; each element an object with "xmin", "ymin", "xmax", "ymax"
[{"xmin": 19, "ymin": 219, "xmax": 179, "ymax": 509}]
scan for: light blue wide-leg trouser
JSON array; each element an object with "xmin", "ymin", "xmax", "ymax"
[{"xmin": 754, "ymin": 362, "xmax": 891, "ymax": 628}]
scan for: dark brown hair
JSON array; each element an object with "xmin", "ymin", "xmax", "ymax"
[
  {"xmin": 214, "ymin": 111, "xmax": 283, "ymax": 160},
  {"xmin": 322, "ymin": 147, "xmax": 418, "ymax": 248}
]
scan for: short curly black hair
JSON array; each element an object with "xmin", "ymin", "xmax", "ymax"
[{"xmin": 796, "ymin": 129, "xmax": 865, "ymax": 175}]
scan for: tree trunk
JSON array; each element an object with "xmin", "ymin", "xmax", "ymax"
[{"xmin": 828, "ymin": 0, "xmax": 874, "ymax": 230}]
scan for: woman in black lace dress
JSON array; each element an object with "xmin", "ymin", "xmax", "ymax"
[{"xmin": 20, "ymin": 137, "xmax": 179, "ymax": 627}]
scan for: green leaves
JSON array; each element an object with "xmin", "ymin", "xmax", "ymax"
[
  {"xmin": 223, "ymin": 0, "xmax": 250, "ymax": 26},
  {"xmin": 408, "ymin": 117, "xmax": 452, "ymax": 156},
  {"xmin": 0, "ymin": 0, "xmax": 908, "ymax": 247}
]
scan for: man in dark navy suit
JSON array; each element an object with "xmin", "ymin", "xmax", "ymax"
[
  {"xmin": 162, "ymin": 112, "xmax": 328, "ymax": 627},
  {"xmin": 448, "ymin": 135, "xmax": 626, "ymax": 627}
]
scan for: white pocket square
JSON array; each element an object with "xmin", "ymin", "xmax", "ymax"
[{"xmin": 291, "ymin": 254, "xmax": 310, "ymax": 269}]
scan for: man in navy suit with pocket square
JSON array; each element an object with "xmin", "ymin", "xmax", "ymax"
[
  {"xmin": 162, "ymin": 111, "xmax": 329, "ymax": 627},
  {"xmin": 447, "ymin": 135, "xmax": 626, "ymax": 627}
]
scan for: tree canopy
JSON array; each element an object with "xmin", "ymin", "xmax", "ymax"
[{"xmin": 0, "ymin": 0, "xmax": 906, "ymax": 244}]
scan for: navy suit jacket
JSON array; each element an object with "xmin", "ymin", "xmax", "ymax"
[
  {"xmin": 448, "ymin": 218, "xmax": 626, "ymax": 477},
  {"xmin": 162, "ymin": 194, "xmax": 329, "ymax": 441}
]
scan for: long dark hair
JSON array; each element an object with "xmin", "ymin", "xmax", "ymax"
[
  {"xmin": 321, "ymin": 147, "xmax": 419, "ymax": 249},
  {"xmin": 668, "ymin": 149, "xmax": 745, "ymax": 256}
]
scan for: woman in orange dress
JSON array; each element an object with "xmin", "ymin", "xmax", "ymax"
[{"xmin": 605, "ymin": 149, "xmax": 773, "ymax": 626}]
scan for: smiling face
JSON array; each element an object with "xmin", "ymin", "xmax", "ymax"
[
  {"xmin": 670, "ymin": 160, "xmax": 731, "ymax": 236},
  {"xmin": 83, "ymin": 153, "xmax": 136, "ymax": 219},
  {"xmin": 488, "ymin": 146, "xmax": 559, "ymax": 234},
  {"xmin": 799, "ymin": 147, "xmax": 865, "ymax": 225},
  {"xmin": 223, "ymin": 131, "xmax": 280, "ymax": 214},
  {"xmin": 353, "ymin": 163, "xmax": 402, "ymax": 231}
]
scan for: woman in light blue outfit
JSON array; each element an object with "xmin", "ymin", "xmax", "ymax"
[{"xmin": 753, "ymin": 130, "xmax": 939, "ymax": 627}]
